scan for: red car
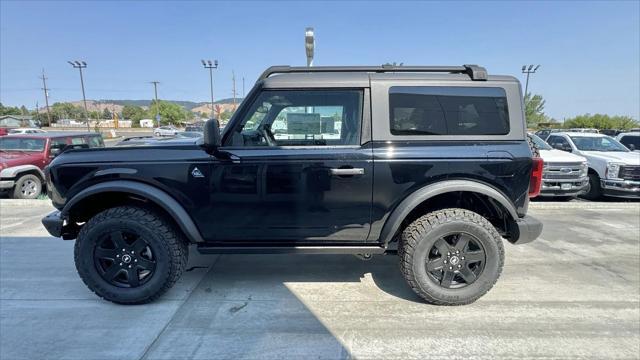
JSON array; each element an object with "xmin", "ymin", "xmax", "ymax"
[{"xmin": 0, "ymin": 132, "xmax": 104, "ymax": 198}]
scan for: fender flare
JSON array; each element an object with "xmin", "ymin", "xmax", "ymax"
[
  {"xmin": 0, "ymin": 165, "xmax": 45, "ymax": 180},
  {"xmin": 61, "ymin": 180, "xmax": 204, "ymax": 243},
  {"xmin": 378, "ymin": 179, "xmax": 519, "ymax": 246}
]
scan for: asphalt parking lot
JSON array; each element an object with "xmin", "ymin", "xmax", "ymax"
[{"xmin": 1, "ymin": 200, "xmax": 639, "ymax": 359}]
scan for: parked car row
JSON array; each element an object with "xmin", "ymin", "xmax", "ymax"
[
  {"xmin": 0, "ymin": 132, "xmax": 104, "ymax": 199},
  {"xmin": 530, "ymin": 131, "xmax": 640, "ymax": 200}
]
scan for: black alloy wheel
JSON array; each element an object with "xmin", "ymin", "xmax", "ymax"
[
  {"xmin": 93, "ymin": 230, "xmax": 156, "ymax": 288},
  {"xmin": 426, "ymin": 233, "xmax": 486, "ymax": 289}
]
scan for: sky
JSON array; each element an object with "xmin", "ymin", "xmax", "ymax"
[{"xmin": 1, "ymin": 0, "xmax": 639, "ymax": 121}]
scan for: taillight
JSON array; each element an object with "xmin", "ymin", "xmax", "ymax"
[{"xmin": 528, "ymin": 157, "xmax": 544, "ymax": 198}]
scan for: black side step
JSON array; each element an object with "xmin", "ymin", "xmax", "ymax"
[{"xmin": 196, "ymin": 245, "xmax": 387, "ymax": 255}]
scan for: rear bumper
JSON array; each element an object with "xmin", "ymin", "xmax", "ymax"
[
  {"xmin": 512, "ymin": 215, "xmax": 543, "ymax": 245},
  {"xmin": 42, "ymin": 210, "xmax": 64, "ymax": 238}
]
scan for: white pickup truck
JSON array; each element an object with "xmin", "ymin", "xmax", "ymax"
[
  {"xmin": 546, "ymin": 132, "xmax": 640, "ymax": 199},
  {"xmin": 529, "ymin": 134, "xmax": 588, "ymax": 198}
]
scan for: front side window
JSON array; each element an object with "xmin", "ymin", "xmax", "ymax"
[
  {"xmin": 529, "ymin": 134, "xmax": 552, "ymax": 150},
  {"xmin": 547, "ymin": 135, "xmax": 571, "ymax": 148},
  {"xmin": 227, "ymin": 90, "xmax": 363, "ymax": 147},
  {"xmin": 389, "ymin": 86, "xmax": 510, "ymax": 136}
]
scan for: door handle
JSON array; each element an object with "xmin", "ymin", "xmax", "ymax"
[{"xmin": 330, "ymin": 168, "xmax": 365, "ymax": 176}]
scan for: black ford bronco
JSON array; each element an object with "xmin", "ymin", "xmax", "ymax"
[{"xmin": 42, "ymin": 65, "xmax": 543, "ymax": 305}]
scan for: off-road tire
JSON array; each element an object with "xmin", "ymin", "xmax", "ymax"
[
  {"xmin": 399, "ymin": 208, "xmax": 504, "ymax": 305},
  {"xmin": 12, "ymin": 174, "xmax": 42, "ymax": 199},
  {"xmin": 581, "ymin": 172, "xmax": 602, "ymax": 200},
  {"xmin": 74, "ymin": 206, "xmax": 188, "ymax": 304}
]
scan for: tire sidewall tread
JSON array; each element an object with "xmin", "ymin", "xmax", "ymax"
[
  {"xmin": 399, "ymin": 208, "xmax": 505, "ymax": 306},
  {"xmin": 74, "ymin": 206, "xmax": 188, "ymax": 304}
]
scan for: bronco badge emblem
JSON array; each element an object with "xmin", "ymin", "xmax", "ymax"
[{"xmin": 191, "ymin": 167, "xmax": 204, "ymax": 178}]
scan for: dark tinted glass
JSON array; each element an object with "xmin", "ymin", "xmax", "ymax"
[{"xmin": 389, "ymin": 86, "xmax": 510, "ymax": 135}]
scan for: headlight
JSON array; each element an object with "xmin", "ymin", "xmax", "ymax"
[
  {"xmin": 580, "ymin": 161, "xmax": 588, "ymax": 176},
  {"xmin": 606, "ymin": 162, "xmax": 623, "ymax": 179}
]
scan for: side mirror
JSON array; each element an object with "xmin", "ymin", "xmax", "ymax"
[
  {"xmin": 628, "ymin": 144, "xmax": 636, "ymax": 151},
  {"xmin": 203, "ymin": 119, "xmax": 222, "ymax": 150},
  {"xmin": 49, "ymin": 147, "xmax": 62, "ymax": 158}
]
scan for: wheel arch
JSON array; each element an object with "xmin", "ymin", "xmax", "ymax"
[
  {"xmin": 62, "ymin": 180, "xmax": 204, "ymax": 243},
  {"xmin": 378, "ymin": 180, "xmax": 520, "ymax": 247},
  {"xmin": 0, "ymin": 165, "xmax": 45, "ymax": 181}
]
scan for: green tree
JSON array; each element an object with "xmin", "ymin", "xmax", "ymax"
[
  {"xmin": 19, "ymin": 105, "xmax": 28, "ymax": 115},
  {"xmin": 524, "ymin": 93, "xmax": 549, "ymax": 128},
  {"xmin": 0, "ymin": 103, "xmax": 22, "ymax": 116},
  {"xmin": 88, "ymin": 110, "xmax": 100, "ymax": 120},
  {"xmin": 51, "ymin": 102, "xmax": 84, "ymax": 121},
  {"xmin": 147, "ymin": 100, "xmax": 192, "ymax": 125},
  {"xmin": 122, "ymin": 105, "xmax": 146, "ymax": 127},
  {"xmin": 102, "ymin": 108, "xmax": 112, "ymax": 120},
  {"xmin": 564, "ymin": 114, "xmax": 639, "ymax": 130}
]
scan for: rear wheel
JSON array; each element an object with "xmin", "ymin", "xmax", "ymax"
[
  {"xmin": 399, "ymin": 209, "xmax": 504, "ymax": 305},
  {"xmin": 74, "ymin": 206, "xmax": 188, "ymax": 304},
  {"xmin": 12, "ymin": 174, "xmax": 42, "ymax": 199}
]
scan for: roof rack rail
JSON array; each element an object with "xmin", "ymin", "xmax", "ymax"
[{"xmin": 257, "ymin": 64, "xmax": 488, "ymax": 82}]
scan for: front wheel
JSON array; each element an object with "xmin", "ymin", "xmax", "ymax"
[
  {"xmin": 581, "ymin": 172, "xmax": 602, "ymax": 201},
  {"xmin": 74, "ymin": 206, "xmax": 188, "ymax": 304},
  {"xmin": 399, "ymin": 209, "xmax": 504, "ymax": 305},
  {"xmin": 12, "ymin": 174, "xmax": 42, "ymax": 199}
]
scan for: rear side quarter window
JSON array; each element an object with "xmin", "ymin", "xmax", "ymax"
[{"xmin": 389, "ymin": 86, "xmax": 510, "ymax": 136}]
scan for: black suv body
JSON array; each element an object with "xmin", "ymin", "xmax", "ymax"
[{"xmin": 42, "ymin": 65, "xmax": 543, "ymax": 305}]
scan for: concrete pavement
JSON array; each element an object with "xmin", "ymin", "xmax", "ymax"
[{"xmin": 1, "ymin": 200, "xmax": 639, "ymax": 359}]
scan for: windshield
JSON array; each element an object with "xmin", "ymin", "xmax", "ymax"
[
  {"xmin": 0, "ymin": 138, "xmax": 46, "ymax": 152},
  {"xmin": 570, "ymin": 136, "xmax": 629, "ymax": 152},
  {"xmin": 529, "ymin": 134, "xmax": 552, "ymax": 150}
]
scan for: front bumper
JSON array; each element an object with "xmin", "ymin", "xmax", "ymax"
[
  {"xmin": 540, "ymin": 177, "xmax": 588, "ymax": 197},
  {"xmin": 0, "ymin": 180, "xmax": 15, "ymax": 189},
  {"xmin": 42, "ymin": 210, "xmax": 71, "ymax": 239},
  {"xmin": 512, "ymin": 215, "xmax": 543, "ymax": 245},
  {"xmin": 601, "ymin": 179, "xmax": 640, "ymax": 198}
]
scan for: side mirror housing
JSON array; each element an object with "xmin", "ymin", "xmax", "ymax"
[
  {"xmin": 49, "ymin": 148, "xmax": 62, "ymax": 158},
  {"xmin": 628, "ymin": 144, "xmax": 636, "ymax": 151},
  {"xmin": 203, "ymin": 119, "xmax": 222, "ymax": 150}
]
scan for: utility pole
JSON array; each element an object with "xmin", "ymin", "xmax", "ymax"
[
  {"xmin": 242, "ymin": 77, "xmax": 245, "ymax": 98},
  {"xmin": 521, "ymin": 64, "xmax": 540, "ymax": 99},
  {"xmin": 201, "ymin": 59, "xmax": 218, "ymax": 119},
  {"xmin": 231, "ymin": 70, "xmax": 237, "ymax": 110},
  {"xmin": 67, "ymin": 61, "xmax": 90, "ymax": 131},
  {"xmin": 150, "ymin": 81, "xmax": 160, "ymax": 127},
  {"xmin": 39, "ymin": 69, "xmax": 52, "ymax": 127}
]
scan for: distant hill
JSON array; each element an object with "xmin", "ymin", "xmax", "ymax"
[{"xmin": 99, "ymin": 98, "xmax": 243, "ymax": 111}]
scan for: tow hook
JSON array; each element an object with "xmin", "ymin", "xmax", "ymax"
[{"xmin": 355, "ymin": 253, "xmax": 373, "ymax": 261}]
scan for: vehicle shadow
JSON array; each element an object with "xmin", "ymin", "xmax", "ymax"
[{"xmin": 0, "ymin": 235, "xmax": 421, "ymax": 360}]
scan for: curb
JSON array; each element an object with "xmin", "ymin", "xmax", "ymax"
[{"xmin": 0, "ymin": 199, "xmax": 54, "ymax": 207}]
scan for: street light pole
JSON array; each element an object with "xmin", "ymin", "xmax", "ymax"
[
  {"xmin": 150, "ymin": 81, "xmax": 160, "ymax": 127},
  {"xmin": 521, "ymin": 64, "xmax": 540, "ymax": 98},
  {"xmin": 201, "ymin": 59, "xmax": 218, "ymax": 119},
  {"xmin": 67, "ymin": 60, "xmax": 90, "ymax": 131},
  {"xmin": 305, "ymin": 27, "xmax": 315, "ymax": 67}
]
